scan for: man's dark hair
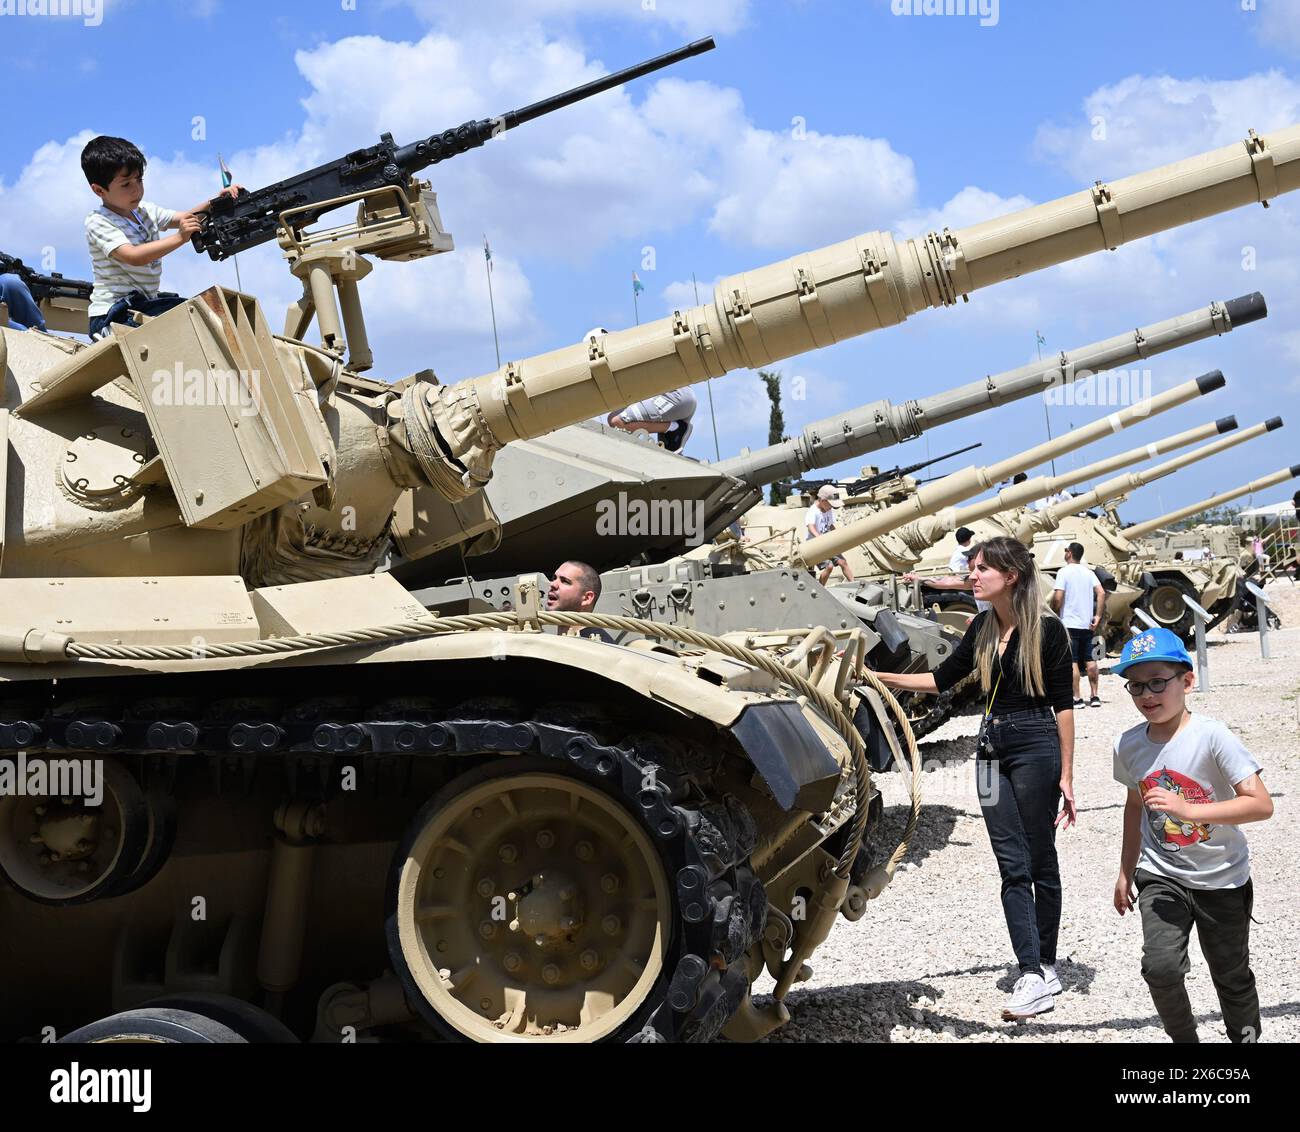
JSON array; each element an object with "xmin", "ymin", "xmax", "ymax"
[
  {"xmin": 955, "ymin": 526, "xmax": 975, "ymax": 544},
  {"xmin": 1012, "ymin": 472, "xmax": 1028, "ymax": 484},
  {"xmin": 81, "ymin": 136, "xmax": 146, "ymax": 188},
  {"xmin": 1067, "ymin": 542, "xmax": 1086, "ymax": 562},
  {"xmin": 564, "ymin": 560, "xmax": 602, "ymax": 603}
]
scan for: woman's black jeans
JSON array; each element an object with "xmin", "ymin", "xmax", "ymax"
[{"xmin": 977, "ymin": 706, "xmax": 1062, "ymax": 976}]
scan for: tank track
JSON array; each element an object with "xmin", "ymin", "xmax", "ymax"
[{"xmin": 1, "ymin": 682, "xmax": 768, "ymax": 1044}]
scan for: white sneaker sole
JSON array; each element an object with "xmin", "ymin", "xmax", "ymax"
[{"xmin": 1002, "ymin": 996, "xmax": 1055, "ymax": 1021}]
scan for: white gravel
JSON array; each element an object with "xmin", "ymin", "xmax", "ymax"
[{"xmin": 760, "ymin": 577, "xmax": 1300, "ymax": 1043}]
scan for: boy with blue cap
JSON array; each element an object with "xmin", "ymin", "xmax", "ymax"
[{"xmin": 1111, "ymin": 626, "xmax": 1273, "ymax": 1042}]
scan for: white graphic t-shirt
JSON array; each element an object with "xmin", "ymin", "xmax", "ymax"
[{"xmin": 1113, "ymin": 714, "xmax": 1260, "ymax": 889}]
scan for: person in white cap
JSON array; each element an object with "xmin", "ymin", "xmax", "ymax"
[{"xmin": 804, "ymin": 485, "xmax": 854, "ymax": 585}]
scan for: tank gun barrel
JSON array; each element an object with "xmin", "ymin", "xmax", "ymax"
[
  {"xmin": 952, "ymin": 415, "xmax": 1239, "ymax": 531},
  {"xmin": 794, "ymin": 373, "xmax": 1223, "ymax": 568},
  {"xmin": 426, "ymin": 124, "xmax": 1300, "ymax": 496},
  {"xmin": 710, "ymin": 294, "xmax": 1264, "ymax": 487},
  {"xmin": 1123, "ymin": 463, "xmax": 1300, "ymax": 541},
  {"xmin": 1045, "ymin": 416, "xmax": 1283, "ymax": 523}
]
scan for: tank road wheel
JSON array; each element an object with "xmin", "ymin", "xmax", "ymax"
[
  {"xmin": 1140, "ymin": 577, "xmax": 1197, "ymax": 641},
  {"xmin": 387, "ymin": 761, "xmax": 674, "ymax": 1042},
  {"xmin": 59, "ymin": 1008, "xmax": 247, "ymax": 1044},
  {"xmin": 0, "ymin": 758, "xmax": 148, "ymax": 905}
]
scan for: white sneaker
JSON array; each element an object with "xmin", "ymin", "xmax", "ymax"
[
  {"xmin": 1042, "ymin": 963, "xmax": 1062, "ymax": 995},
  {"xmin": 1002, "ymin": 972, "xmax": 1054, "ymax": 1021}
]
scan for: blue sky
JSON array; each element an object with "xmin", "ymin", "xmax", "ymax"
[{"xmin": 3, "ymin": 0, "xmax": 1299, "ymax": 521}]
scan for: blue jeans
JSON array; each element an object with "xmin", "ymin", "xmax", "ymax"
[
  {"xmin": 977, "ymin": 707, "xmax": 1063, "ymax": 975},
  {"xmin": 0, "ymin": 273, "xmax": 46, "ymax": 332},
  {"xmin": 88, "ymin": 290, "xmax": 185, "ymax": 340}
]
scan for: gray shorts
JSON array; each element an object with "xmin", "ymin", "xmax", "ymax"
[{"xmin": 617, "ymin": 387, "xmax": 698, "ymax": 424}]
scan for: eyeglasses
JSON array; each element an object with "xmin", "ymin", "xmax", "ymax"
[{"xmin": 1124, "ymin": 677, "xmax": 1177, "ymax": 696}]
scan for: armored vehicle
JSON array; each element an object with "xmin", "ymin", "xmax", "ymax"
[{"xmin": 4, "ymin": 66, "xmax": 1300, "ymax": 1043}]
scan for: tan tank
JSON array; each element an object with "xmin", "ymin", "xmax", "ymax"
[{"xmin": 4, "ymin": 103, "xmax": 1300, "ymax": 1045}]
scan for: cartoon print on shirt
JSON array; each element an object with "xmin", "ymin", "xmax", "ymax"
[{"xmin": 1139, "ymin": 767, "xmax": 1212, "ymax": 852}]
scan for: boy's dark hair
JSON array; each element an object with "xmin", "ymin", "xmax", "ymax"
[
  {"xmin": 1067, "ymin": 541, "xmax": 1085, "ymax": 562},
  {"xmin": 955, "ymin": 526, "xmax": 975, "ymax": 543},
  {"xmin": 81, "ymin": 136, "xmax": 146, "ymax": 189}
]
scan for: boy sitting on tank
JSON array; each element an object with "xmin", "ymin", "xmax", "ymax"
[{"xmin": 81, "ymin": 135, "xmax": 241, "ymax": 340}]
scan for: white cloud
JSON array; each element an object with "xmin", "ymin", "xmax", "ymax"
[
  {"xmin": 896, "ymin": 185, "xmax": 1034, "ymax": 238},
  {"xmin": 1034, "ymin": 71, "xmax": 1300, "ymax": 183},
  {"xmin": 1254, "ymin": 1, "xmax": 1300, "ymax": 56}
]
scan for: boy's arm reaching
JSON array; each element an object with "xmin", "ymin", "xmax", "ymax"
[
  {"xmin": 111, "ymin": 215, "xmax": 202, "ymax": 267},
  {"xmin": 1113, "ymin": 788, "xmax": 1143, "ymax": 914},
  {"xmin": 166, "ymin": 184, "xmax": 244, "ymax": 229}
]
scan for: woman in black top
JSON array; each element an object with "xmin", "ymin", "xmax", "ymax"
[{"xmin": 876, "ymin": 536, "xmax": 1075, "ymax": 1022}]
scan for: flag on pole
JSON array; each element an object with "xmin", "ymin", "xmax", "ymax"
[
  {"xmin": 484, "ymin": 236, "xmax": 493, "ymax": 273},
  {"xmin": 632, "ymin": 272, "xmax": 645, "ymax": 296},
  {"xmin": 218, "ymin": 153, "xmax": 233, "ymax": 189},
  {"xmin": 1035, "ymin": 330, "xmax": 1046, "ymax": 348}
]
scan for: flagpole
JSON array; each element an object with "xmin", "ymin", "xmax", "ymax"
[
  {"xmin": 633, "ymin": 289, "xmax": 640, "ymax": 326},
  {"xmin": 484, "ymin": 234, "xmax": 501, "ymax": 369},
  {"xmin": 693, "ymin": 271, "xmax": 721, "ymax": 461},
  {"xmin": 1036, "ymin": 330, "xmax": 1057, "ymax": 477},
  {"xmin": 218, "ymin": 154, "xmax": 243, "ymax": 293}
]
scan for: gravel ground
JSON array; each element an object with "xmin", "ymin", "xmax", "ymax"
[{"xmin": 760, "ymin": 577, "xmax": 1300, "ymax": 1043}]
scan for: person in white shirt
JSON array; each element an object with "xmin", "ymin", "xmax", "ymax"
[
  {"xmin": 1050, "ymin": 541, "xmax": 1107, "ymax": 706},
  {"xmin": 804, "ymin": 485, "xmax": 854, "ymax": 585}
]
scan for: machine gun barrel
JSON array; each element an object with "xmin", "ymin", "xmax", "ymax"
[
  {"xmin": 194, "ymin": 38, "xmax": 715, "ymax": 261},
  {"xmin": 794, "ymin": 373, "xmax": 1223, "ymax": 568},
  {"xmin": 1123, "ymin": 463, "xmax": 1300, "ymax": 541},
  {"xmin": 0, "ymin": 251, "xmax": 92, "ymax": 303},
  {"xmin": 706, "ymin": 294, "xmax": 1263, "ymax": 488},
  {"xmin": 792, "ymin": 442, "xmax": 982, "ymax": 496}
]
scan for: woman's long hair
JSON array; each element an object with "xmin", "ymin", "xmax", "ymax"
[{"xmin": 970, "ymin": 536, "xmax": 1048, "ymax": 698}]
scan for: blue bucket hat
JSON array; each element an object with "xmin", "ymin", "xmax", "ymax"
[{"xmin": 1112, "ymin": 626, "xmax": 1194, "ymax": 676}]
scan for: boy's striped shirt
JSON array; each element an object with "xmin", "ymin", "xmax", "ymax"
[{"xmin": 84, "ymin": 201, "xmax": 176, "ymax": 315}]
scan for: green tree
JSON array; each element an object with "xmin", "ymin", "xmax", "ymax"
[
  {"xmin": 759, "ymin": 369, "xmax": 787, "ymax": 505},
  {"xmin": 1169, "ymin": 504, "xmax": 1244, "ymax": 530}
]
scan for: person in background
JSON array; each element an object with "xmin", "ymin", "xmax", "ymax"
[
  {"xmin": 1050, "ymin": 542, "xmax": 1106, "ymax": 708},
  {"xmin": 545, "ymin": 560, "xmax": 612, "ymax": 642},
  {"xmin": 804, "ymin": 485, "xmax": 855, "ymax": 585},
  {"xmin": 0, "ymin": 273, "xmax": 47, "ymax": 332},
  {"xmin": 902, "ymin": 526, "xmax": 990, "ymax": 612}
]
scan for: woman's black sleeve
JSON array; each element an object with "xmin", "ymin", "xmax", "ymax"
[
  {"xmin": 933, "ymin": 611, "xmax": 984, "ymax": 693},
  {"xmin": 1043, "ymin": 617, "xmax": 1075, "ymax": 712}
]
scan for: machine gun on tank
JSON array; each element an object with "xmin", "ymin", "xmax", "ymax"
[
  {"xmin": 191, "ymin": 37, "xmax": 716, "ymax": 262},
  {"xmin": 0, "ymin": 251, "xmax": 91, "ymax": 304},
  {"xmin": 788, "ymin": 443, "xmax": 982, "ymax": 500}
]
